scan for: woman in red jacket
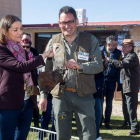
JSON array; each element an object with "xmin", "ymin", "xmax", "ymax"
[{"xmin": 0, "ymin": 15, "xmax": 53, "ymax": 140}]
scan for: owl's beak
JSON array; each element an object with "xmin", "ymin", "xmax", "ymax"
[{"xmin": 56, "ymin": 47, "xmax": 59, "ymax": 50}]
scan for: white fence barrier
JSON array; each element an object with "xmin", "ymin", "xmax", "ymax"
[{"xmin": 27, "ymin": 126, "xmax": 79, "ymax": 140}]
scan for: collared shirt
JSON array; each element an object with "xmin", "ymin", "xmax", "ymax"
[{"xmin": 62, "ymin": 32, "xmax": 79, "ymax": 88}]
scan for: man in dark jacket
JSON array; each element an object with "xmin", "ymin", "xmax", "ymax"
[
  {"xmin": 106, "ymin": 39, "xmax": 139, "ymax": 135},
  {"xmin": 103, "ymin": 35, "xmax": 122, "ymax": 129}
]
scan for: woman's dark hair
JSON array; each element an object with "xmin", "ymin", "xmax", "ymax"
[
  {"xmin": 0, "ymin": 15, "xmax": 21, "ymax": 44},
  {"xmin": 59, "ymin": 6, "xmax": 77, "ymax": 19}
]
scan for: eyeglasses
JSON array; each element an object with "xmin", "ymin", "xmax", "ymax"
[
  {"xmin": 122, "ymin": 46, "xmax": 130, "ymax": 49},
  {"xmin": 22, "ymin": 46, "xmax": 30, "ymax": 49},
  {"xmin": 59, "ymin": 19, "xmax": 76, "ymax": 26}
]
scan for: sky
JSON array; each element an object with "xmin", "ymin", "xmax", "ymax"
[{"xmin": 22, "ymin": 0, "xmax": 140, "ymax": 25}]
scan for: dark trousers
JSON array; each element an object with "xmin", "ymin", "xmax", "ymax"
[
  {"xmin": 38, "ymin": 98, "xmax": 56, "ymax": 140},
  {"xmin": 104, "ymin": 82, "xmax": 116, "ymax": 123},
  {"xmin": 33, "ymin": 96, "xmax": 39, "ymax": 127},
  {"xmin": 94, "ymin": 76, "xmax": 104, "ymax": 138},
  {"xmin": 95, "ymin": 98, "xmax": 103, "ymax": 138},
  {"xmin": 0, "ymin": 98, "xmax": 33, "ymax": 140},
  {"xmin": 122, "ymin": 91, "xmax": 139, "ymax": 131},
  {"xmin": 53, "ymin": 91, "xmax": 96, "ymax": 140}
]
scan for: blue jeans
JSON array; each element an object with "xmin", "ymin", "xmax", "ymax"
[
  {"xmin": 95, "ymin": 98, "xmax": 103, "ymax": 138},
  {"xmin": 0, "ymin": 98, "xmax": 33, "ymax": 140},
  {"xmin": 38, "ymin": 98, "xmax": 56, "ymax": 140},
  {"xmin": 104, "ymin": 82, "xmax": 116, "ymax": 123}
]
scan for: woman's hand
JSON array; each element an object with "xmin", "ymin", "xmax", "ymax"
[{"xmin": 42, "ymin": 48, "xmax": 54, "ymax": 58}]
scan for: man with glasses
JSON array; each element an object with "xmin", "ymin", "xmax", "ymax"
[
  {"xmin": 106, "ymin": 39, "xmax": 139, "ymax": 135},
  {"xmin": 39, "ymin": 6, "xmax": 103, "ymax": 140},
  {"xmin": 103, "ymin": 35, "xmax": 122, "ymax": 129}
]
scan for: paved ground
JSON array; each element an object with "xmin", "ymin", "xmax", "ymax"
[{"xmin": 103, "ymin": 99, "xmax": 140, "ymax": 119}]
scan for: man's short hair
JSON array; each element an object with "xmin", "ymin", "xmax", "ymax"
[
  {"xmin": 106, "ymin": 35, "xmax": 116, "ymax": 44},
  {"xmin": 22, "ymin": 32, "xmax": 31, "ymax": 37},
  {"xmin": 59, "ymin": 6, "xmax": 77, "ymax": 19}
]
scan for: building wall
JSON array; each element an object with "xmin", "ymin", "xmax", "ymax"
[
  {"xmin": 23, "ymin": 28, "xmax": 61, "ymax": 48},
  {"xmin": 0, "ymin": 0, "xmax": 21, "ymax": 20},
  {"xmin": 79, "ymin": 25, "xmax": 140, "ymax": 41},
  {"xmin": 130, "ymin": 26, "xmax": 140, "ymax": 41},
  {"xmin": 23, "ymin": 25, "xmax": 140, "ymax": 48}
]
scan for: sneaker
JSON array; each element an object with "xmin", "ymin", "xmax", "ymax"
[
  {"xmin": 105, "ymin": 122, "xmax": 112, "ymax": 129},
  {"xmin": 96, "ymin": 136, "xmax": 102, "ymax": 140},
  {"xmin": 128, "ymin": 130, "xmax": 139, "ymax": 135}
]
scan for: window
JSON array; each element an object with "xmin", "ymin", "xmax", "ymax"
[{"xmin": 35, "ymin": 32, "xmax": 60, "ymax": 54}]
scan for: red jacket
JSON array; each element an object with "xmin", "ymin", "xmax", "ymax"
[{"xmin": 0, "ymin": 44, "xmax": 45, "ymax": 109}]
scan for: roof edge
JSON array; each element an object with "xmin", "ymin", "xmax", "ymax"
[{"xmin": 22, "ymin": 20, "xmax": 140, "ymax": 29}]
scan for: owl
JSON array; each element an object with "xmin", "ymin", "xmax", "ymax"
[
  {"xmin": 53, "ymin": 43, "xmax": 65, "ymax": 70},
  {"xmin": 38, "ymin": 69, "xmax": 65, "ymax": 93}
]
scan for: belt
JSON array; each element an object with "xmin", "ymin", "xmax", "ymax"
[{"xmin": 65, "ymin": 88, "xmax": 78, "ymax": 93}]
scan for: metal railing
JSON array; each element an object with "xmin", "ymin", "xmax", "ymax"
[{"xmin": 27, "ymin": 126, "xmax": 79, "ymax": 140}]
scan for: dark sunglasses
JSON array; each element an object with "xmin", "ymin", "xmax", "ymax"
[
  {"xmin": 22, "ymin": 46, "xmax": 30, "ymax": 49},
  {"xmin": 22, "ymin": 38, "xmax": 30, "ymax": 42}
]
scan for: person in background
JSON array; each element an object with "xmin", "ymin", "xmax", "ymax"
[
  {"xmin": 22, "ymin": 32, "xmax": 39, "ymax": 56},
  {"xmin": 39, "ymin": 6, "xmax": 103, "ymax": 140},
  {"xmin": 21, "ymin": 36, "xmax": 33, "ymax": 59},
  {"xmin": 38, "ymin": 46, "xmax": 56, "ymax": 140},
  {"xmin": 0, "ymin": 15, "xmax": 53, "ymax": 140},
  {"xmin": 94, "ymin": 51, "xmax": 107, "ymax": 140},
  {"xmin": 21, "ymin": 32, "xmax": 40, "ymax": 128},
  {"xmin": 106, "ymin": 39, "xmax": 139, "ymax": 135},
  {"xmin": 38, "ymin": 93, "xmax": 56, "ymax": 140},
  {"xmin": 103, "ymin": 35, "xmax": 122, "ymax": 129}
]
